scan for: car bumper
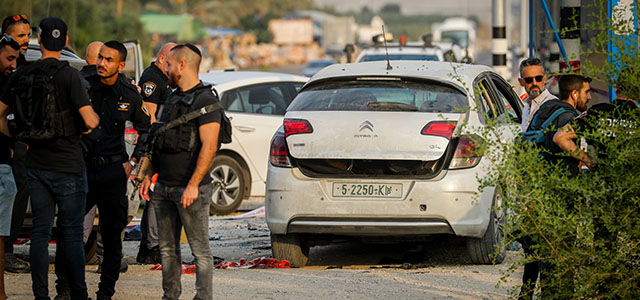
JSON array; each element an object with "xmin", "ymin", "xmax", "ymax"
[{"xmin": 265, "ymin": 165, "xmax": 495, "ymax": 238}]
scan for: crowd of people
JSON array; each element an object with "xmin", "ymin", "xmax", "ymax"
[{"xmin": 0, "ymin": 15, "xmax": 222, "ymax": 300}]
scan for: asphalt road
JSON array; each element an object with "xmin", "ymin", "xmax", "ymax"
[{"xmin": 6, "ymin": 214, "xmax": 523, "ymax": 300}]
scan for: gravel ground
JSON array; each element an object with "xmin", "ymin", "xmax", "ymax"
[{"xmin": 6, "ymin": 210, "xmax": 523, "ymax": 300}]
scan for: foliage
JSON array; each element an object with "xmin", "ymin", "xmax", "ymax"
[
  {"xmin": 0, "ymin": 0, "xmax": 150, "ymax": 62},
  {"xmin": 457, "ymin": 1, "xmax": 640, "ymax": 298}
]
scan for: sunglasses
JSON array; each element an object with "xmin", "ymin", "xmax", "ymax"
[
  {"xmin": 11, "ymin": 14, "xmax": 28, "ymax": 22},
  {"xmin": 0, "ymin": 35, "xmax": 20, "ymax": 50},
  {"xmin": 523, "ymin": 75, "xmax": 544, "ymax": 84}
]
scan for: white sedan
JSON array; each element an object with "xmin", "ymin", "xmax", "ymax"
[
  {"xmin": 266, "ymin": 61, "xmax": 523, "ymax": 267},
  {"xmin": 199, "ymin": 71, "xmax": 308, "ymax": 215}
]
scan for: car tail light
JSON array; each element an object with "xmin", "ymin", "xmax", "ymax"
[
  {"xmin": 448, "ymin": 135, "xmax": 483, "ymax": 169},
  {"xmin": 270, "ymin": 131, "xmax": 291, "ymax": 168},
  {"xmin": 421, "ymin": 121, "xmax": 456, "ymax": 139},
  {"xmin": 124, "ymin": 126, "xmax": 139, "ymax": 145},
  {"xmin": 284, "ymin": 119, "xmax": 313, "ymax": 137}
]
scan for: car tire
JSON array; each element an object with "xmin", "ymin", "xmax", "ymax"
[
  {"xmin": 85, "ymin": 228, "xmax": 99, "ymax": 265},
  {"xmin": 209, "ymin": 154, "xmax": 247, "ymax": 215},
  {"xmin": 466, "ymin": 191, "xmax": 506, "ymax": 264},
  {"xmin": 270, "ymin": 233, "xmax": 309, "ymax": 268}
]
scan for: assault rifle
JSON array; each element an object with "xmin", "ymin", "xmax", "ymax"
[{"xmin": 129, "ymin": 102, "xmax": 225, "ymax": 201}]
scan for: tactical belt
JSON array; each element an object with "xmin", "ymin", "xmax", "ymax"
[{"xmin": 86, "ymin": 153, "xmax": 128, "ymax": 169}]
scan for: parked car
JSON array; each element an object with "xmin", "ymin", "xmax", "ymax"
[
  {"xmin": 302, "ymin": 59, "xmax": 335, "ymax": 77},
  {"xmin": 199, "ymin": 71, "xmax": 308, "ymax": 215},
  {"xmin": 266, "ymin": 60, "xmax": 523, "ymax": 267},
  {"xmin": 355, "ymin": 36, "xmax": 464, "ymax": 63}
]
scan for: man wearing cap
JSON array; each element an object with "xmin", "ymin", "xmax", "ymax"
[
  {"xmin": 1, "ymin": 14, "xmax": 32, "ymax": 274},
  {"xmin": 0, "ymin": 17, "xmax": 100, "ymax": 300},
  {"xmin": 139, "ymin": 44, "xmax": 221, "ymax": 300},
  {"xmin": 135, "ymin": 42, "xmax": 175, "ymax": 266},
  {"xmin": 0, "ymin": 32, "xmax": 20, "ymax": 300}
]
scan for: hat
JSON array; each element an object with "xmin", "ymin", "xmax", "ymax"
[{"xmin": 39, "ymin": 17, "xmax": 67, "ymax": 51}]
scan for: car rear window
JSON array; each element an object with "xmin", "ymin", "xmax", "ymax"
[
  {"xmin": 360, "ymin": 55, "xmax": 439, "ymax": 62},
  {"xmin": 288, "ymin": 80, "xmax": 468, "ymax": 113}
]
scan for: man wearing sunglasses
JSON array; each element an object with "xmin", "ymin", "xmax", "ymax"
[
  {"xmin": 1, "ymin": 14, "xmax": 31, "ymax": 67},
  {"xmin": 518, "ymin": 57, "xmax": 559, "ymax": 132},
  {"xmin": 1, "ymin": 14, "xmax": 32, "ymax": 276},
  {"xmin": 0, "ymin": 33, "xmax": 20, "ymax": 300}
]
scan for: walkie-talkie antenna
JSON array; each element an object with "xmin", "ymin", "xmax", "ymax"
[{"xmin": 382, "ymin": 25, "xmax": 392, "ymax": 70}]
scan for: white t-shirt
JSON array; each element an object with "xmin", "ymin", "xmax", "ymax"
[{"xmin": 520, "ymin": 89, "xmax": 558, "ymax": 131}]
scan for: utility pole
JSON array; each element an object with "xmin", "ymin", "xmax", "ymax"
[
  {"xmin": 559, "ymin": 0, "xmax": 581, "ymax": 71},
  {"xmin": 492, "ymin": 0, "xmax": 511, "ymax": 79}
]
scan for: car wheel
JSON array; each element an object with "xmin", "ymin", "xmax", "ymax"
[
  {"xmin": 466, "ymin": 191, "xmax": 506, "ymax": 264},
  {"xmin": 85, "ymin": 228, "xmax": 99, "ymax": 265},
  {"xmin": 209, "ymin": 154, "xmax": 247, "ymax": 215},
  {"xmin": 271, "ymin": 233, "xmax": 309, "ymax": 268}
]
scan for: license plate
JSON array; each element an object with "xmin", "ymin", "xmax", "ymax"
[{"xmin": 331, "ymin": 183, "xmax": 402, "ymax": 198}]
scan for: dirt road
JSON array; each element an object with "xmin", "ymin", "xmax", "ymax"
[{"xmin": 6, "ymin": 214, "xmax": 522, "ymax": 299}]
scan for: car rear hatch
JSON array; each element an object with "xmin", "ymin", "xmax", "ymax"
[{"xmin": 283, "ymin": 77, "xmax": 468, "ymax": 178}]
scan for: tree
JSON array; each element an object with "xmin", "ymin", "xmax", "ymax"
[{"xmin": 379, "ymin": 3, "xmax": 401, "ymax": 15}]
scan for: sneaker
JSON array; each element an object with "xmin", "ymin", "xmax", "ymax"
[
  {"xmin": 96, "ymin": 291, "xmax": 112, "ymax": 300},
  {"xmin": 5, "ymin": 253, "xmax": 30, "ymax": 273},
  {"xmin": 53, "ymin": 290, "xmax": 71, "ymax": 300}
]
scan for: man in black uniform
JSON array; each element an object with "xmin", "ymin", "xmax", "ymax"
[
  {"xmin": 80, "ymin": 41, "xmax": 103, "ymax": 78},
  {"xmin": 139, "ymin": 42, "xmax": 176, "ymax": 122},
  {"xmin": 1, "ymin": 14, "xmax": 31, "ymax": 274},
  {"xmin": 0, "ymin": 17, "xmax": 100, "ymax": 300},
  {"xmin": 0, "ymin": 33, "xmax": 20, "ymax": 300},
  {"xmin": 82, "ymin": 40, "xmax": 150, "ymax": 300},
  {"xmin": 135, "ymin": 41, "xmax": 175, "ymax": 265},
  {"xmin": 139, "ymin": 44, "xmax": 220, "ymax": 300}
]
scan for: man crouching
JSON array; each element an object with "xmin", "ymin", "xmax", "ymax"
[{"xmin": 139, "ymin": 43, "xmax": 221, "ymax": 300}]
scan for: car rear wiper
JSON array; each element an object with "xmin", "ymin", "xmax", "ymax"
[{"xmin": 367, "ymin": 102, "xmax": 418, "ymax": 111}]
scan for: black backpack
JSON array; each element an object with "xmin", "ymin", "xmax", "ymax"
[{"xmin": 9, "ymin": 61, "xmax": 77, "ymax": 141}]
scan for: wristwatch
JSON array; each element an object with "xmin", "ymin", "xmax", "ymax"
[{"xmin": 128, "ymin": 160, "xmax": 137, "ymax": 167}]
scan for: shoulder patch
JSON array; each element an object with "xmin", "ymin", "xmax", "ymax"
[{"xmin": 143, "ymin": 81, "xmax": 157, "ymax": 98}]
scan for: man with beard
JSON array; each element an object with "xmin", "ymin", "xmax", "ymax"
[
  {"xmin": 0, "ymin": 14, "xmax": 31, "ymax": 274},
  {"xmin": 135, "ymin": 41, "xmax": 175, "ymax": 266},
  {"xmin": 0, "ymin": 34, "xmax": 20, "ymax": 300},
  {"xmin": 518, "ymin": 57, "xmax": 558, "ymax": 132},
  {"xmin": 139, "ymin": 44, "xmax": 220, "ymax": 300},
  {"xmin": 1, "ymin": 14, "xmax": 30, "ymax": 67},
  {"xmin": 81, "ymin": 40, "xmax": 150, "ymax": 300}
]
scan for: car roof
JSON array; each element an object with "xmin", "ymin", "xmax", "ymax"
[
  {"xmin": 199, "ymin": 71, "xmax": 308, "ymax": 92},
  {"xmin": 308, "ymin": 60, "xmax": 494, "ymax": 92},
  {"xmin": 25, "ymin": 44, "xmax": 87, "ymax": 70}
]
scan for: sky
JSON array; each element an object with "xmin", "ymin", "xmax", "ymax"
[{"xmin": 312, "ymin": 0, "xmax": 501, "ymax": 20}]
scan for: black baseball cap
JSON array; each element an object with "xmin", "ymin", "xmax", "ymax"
[{"xmin": 39, "ymin": 17, "xmax": 67, "ymax": 51}]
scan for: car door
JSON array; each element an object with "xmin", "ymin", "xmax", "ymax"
[
  {"xmin": 221, "ymin": 81, "xmax": 301, "ymax": 186},
  {"xmin": 474, "ymin": 73, "xmax": 522, "ymax": 144}
]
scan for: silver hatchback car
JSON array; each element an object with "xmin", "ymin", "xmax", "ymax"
[{"xmin": 265, "ymin": 61, "xmax": 523, "ymax": 267}]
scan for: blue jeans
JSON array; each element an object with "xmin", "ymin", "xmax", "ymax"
[
  {"xmin": 152, "ymin": 183, "xmax": 213, "ymax": 300},
  {"xmin": 27, "ymin": 168, "xmax": 88, "ymax": 300}
]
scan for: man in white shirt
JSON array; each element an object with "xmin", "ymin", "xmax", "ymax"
[{"xmin": 518, "ymin": 57, "xmax": 558, "ymax": 131}]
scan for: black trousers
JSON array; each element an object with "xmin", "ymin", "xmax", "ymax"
[
  {"xmin": 84, "ymin": 163, "xmax": 129, "ymax": 296},
  {"xmin": 4, "ymin": 142, "xmax": 29, "ymax": 253}
]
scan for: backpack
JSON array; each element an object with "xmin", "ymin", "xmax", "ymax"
[
  {"xmin": 195, "ymin": 85, "xmax": 232, "ymax": 144},
  {"xmin": 519, "ymin": 105, "xmax": 578, "ymax": 149},
  {"xmin": 9, "ymin": 61, "xmax": 77, "ymax": 141}
]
